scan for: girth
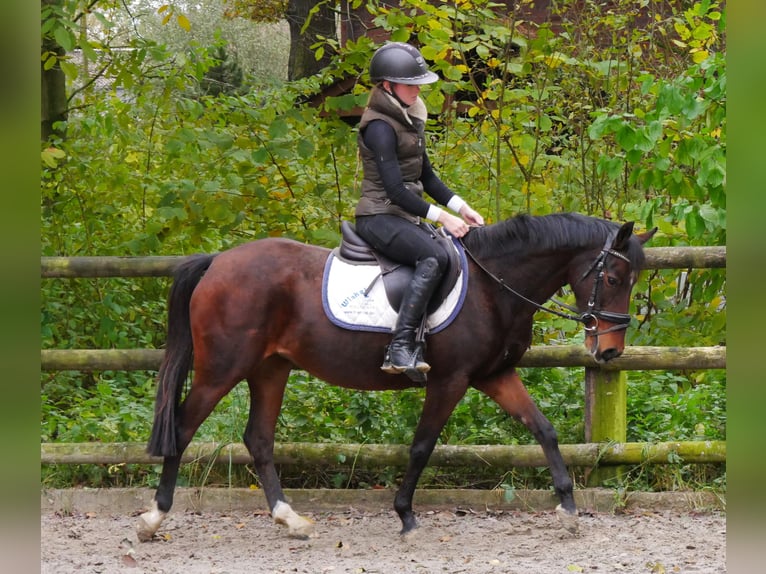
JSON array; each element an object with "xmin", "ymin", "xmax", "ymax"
[{"xmin": 337, "ymin": 220, "xmax": 462, "ymax": 313}]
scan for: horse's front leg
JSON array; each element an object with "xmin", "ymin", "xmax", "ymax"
[
  {"xmin": 244, "ymin": 363, "xmax": 316, "ymax": 539},
  {"xmin": 395, "ymin": 382, "xmax": 468, "ymax": 536},
  {"xmin": 474, "ymin": 369, "xmax": 579, "ymax": 534}
]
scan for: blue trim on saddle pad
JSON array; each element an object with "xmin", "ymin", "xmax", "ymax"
[{"xmin": 321, "ymin": 237, "xmax": 469, "ymax": 334}]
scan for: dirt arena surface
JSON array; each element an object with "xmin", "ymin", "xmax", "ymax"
[{"xmin": 41, "ymin": 504, "xmax": 726, "ymax": 574}]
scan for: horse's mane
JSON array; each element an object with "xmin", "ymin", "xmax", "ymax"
[{"xmin": 463, "ymin": 213, "xmax": 646, "ymax": 268}]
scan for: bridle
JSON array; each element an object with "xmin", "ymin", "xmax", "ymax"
[{"xmin": 459, "ymin": 232, "xmax": 633, "ymax": 338}]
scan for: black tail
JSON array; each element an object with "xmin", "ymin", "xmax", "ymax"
[{"xmin": 147, "ymin": 254, "xmax": 216, "ymax": 457}]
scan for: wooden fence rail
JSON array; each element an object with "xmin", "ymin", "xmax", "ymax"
[
  {"xmin": 40, "ymin": 247, "xmax": 726, "ymax": 485},
  {"xmin": 40, "ymin": 345, "xmax": 726, "ymax": 372},
  {"xmin": 40, "ymin": 246, "xmax": 726, "ymax": 278},
  {"xmin": 41, "ymin": 440, "xmax": 726, "ymax": 467}
]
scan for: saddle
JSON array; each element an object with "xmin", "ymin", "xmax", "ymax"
[{"xmin": 337, "ymin": 220, "xmax": 462, "ymax": 314}]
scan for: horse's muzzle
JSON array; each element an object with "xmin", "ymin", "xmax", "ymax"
[
  {"xmin": 582, "ymin": 312, "xmax": 629, "ymax": 364},
  {"xmin": 597, "ymin": 346, "xmax": 622, "ymax": 362}
]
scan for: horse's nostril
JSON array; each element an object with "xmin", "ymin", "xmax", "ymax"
[{"xmin": 600, "ymin": 347, "xmax": 621, "ymax": 362}]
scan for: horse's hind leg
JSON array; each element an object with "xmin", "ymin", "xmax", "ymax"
[
  {"xmin": 243, "ymin": 359, "xmax": 315, "ymax": 539},
  {"xmin": 474, "ymin": 370, "xmax": 579, "ymax": 534},
  {"xmin": 137, "ymin": 374, "xmax": 239, "ymax": 541}
]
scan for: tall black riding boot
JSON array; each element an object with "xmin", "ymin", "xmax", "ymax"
[{"xmin": 381, "ymin": 257, "xmax": 441, "ymax": 379}]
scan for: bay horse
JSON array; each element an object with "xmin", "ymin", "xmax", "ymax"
[{"xmin": 137, "ymin": 212, "xmax": 655, "ymax": 541}]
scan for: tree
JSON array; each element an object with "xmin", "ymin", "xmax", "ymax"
[
  {"xmin": 225, "ymin": 0, "xmax": 336, "ymax": 80},
  {"xmin": 200, "ymin": 45, "xmax": 245, "ymax": 96},
  {"xmin": 41, "ymin": 0, "xmax": 74, "ymax": 140}
]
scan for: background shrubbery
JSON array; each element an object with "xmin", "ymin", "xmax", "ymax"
[{"xmin": 41, "ymin": 0, "xmax": 726, "ymax": 492}]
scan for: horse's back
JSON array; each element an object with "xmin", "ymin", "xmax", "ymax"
[
  {"xmin": 208, "ymin": 237, "xmax": 329, "ymax": 281},
  {"xmin": 189, "ymin": 237, "xmax": 329, "ymax": 324}
]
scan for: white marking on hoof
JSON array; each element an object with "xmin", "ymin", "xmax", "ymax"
[
  {"xmin": 136, "ymin": 499, "xmax": 167, "ymax": 542},
  {"xmin": 272, "ymin": 500, "xmax": 316, "ymax": 539},
  {"xmin": 555, "ymin": 503, "xmax": 580, "ymax": 535}
]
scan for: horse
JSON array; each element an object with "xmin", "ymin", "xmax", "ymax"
[{"xmin": 136, "ymin": 212, "xmax": 655, "ymax": 542}]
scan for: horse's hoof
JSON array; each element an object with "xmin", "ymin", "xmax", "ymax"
[
  {"xmin": 273, "ymin": 500, "xmax": 317, "ymax": 539},
  {"xmin": 136, "ymin": 517, "xmax": 155, "ymax": 542},
  {"xmin": 136, "ymin": 501, "xmax": 166, "ymax": 542},
  {"xmin": 555, "ymin": 503, "xmax": 580, "ymax": 535},
  {"xmin": 399, "ymin": 523, "xmax": 420, "ymax": 541},
  {"xmin": 288, "ymin": 517, "xmax": 316, "ymax": 540},
  {"xmin": 399, "ymin": 513, "xmax": 419, "ymax": 540}
]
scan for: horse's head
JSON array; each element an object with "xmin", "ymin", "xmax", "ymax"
[{"xmin": 570, "ymin": 222, "xmax": 656, "ymax": 363}]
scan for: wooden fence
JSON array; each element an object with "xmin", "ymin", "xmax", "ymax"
[{"xmin": 40, "ymin": 247, "xmax": 726, "ymax": 485}]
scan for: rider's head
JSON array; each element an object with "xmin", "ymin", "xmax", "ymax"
[
  {"xmin": 369, "ymin": 43, "xmax": 438, "ymax": 108},
  {"xmin": 369, "ymin": 42, "xmax": 439, "ymax": 86}
]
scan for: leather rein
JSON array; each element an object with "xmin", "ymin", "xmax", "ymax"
[{"xmin": 459, "ymin": 232, "xmax": 633, "ymax": 337}]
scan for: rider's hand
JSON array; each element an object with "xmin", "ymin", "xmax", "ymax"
[
  {"xmin": 438, "ymin": 211, "xmax": 471, "ymax": 238},
  {"xmin": 459, "ymin": 205, "xmax": 484, "ymax": 227}
]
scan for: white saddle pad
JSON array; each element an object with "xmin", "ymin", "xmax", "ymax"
[{"xmin": 321, "ymin": 244, "xmax": 468, "ymax": 334}]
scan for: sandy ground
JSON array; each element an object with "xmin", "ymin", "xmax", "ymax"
[{"xmin": 41, "ymin": 505, "xmax": 725, "ymax": 574}]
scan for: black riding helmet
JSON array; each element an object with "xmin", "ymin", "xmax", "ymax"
[{"xmin": 369, "ymin": 42, "xmax": 439, "ymax": 85}]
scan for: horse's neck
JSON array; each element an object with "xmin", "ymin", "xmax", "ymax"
[{"xmin": 475, "ymin": 251, "xmax": 571, "ymax": 318}]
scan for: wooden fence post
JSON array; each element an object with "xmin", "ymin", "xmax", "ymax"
[{"xmin": 584, "ymin": 368, "xmax": 627, "ymax": 486}]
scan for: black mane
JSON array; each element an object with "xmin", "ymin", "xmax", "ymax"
[{"xmin": 463, "ymin": 213, "xmax": 646, "ymax": 268}]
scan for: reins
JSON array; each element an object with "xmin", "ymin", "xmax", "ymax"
[{"xmin": 458, "ymin": 231, "xmax": 633, "ymax": 337}]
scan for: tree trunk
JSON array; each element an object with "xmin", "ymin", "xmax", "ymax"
[
  {"xmin": 285, "ymin": 0, "xmax": 336, "ymax": 80},
  {"xmin": 41, "ymin": 0, "xmax": 68, "ymax": 141}
]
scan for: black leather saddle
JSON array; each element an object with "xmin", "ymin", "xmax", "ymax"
[{"xmin": 336, "ymin": 220, "xmax": 463, "ymax": 313}]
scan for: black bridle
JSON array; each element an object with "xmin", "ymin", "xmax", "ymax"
[{"xmin": 459, "ymin": 232, "xmax": 633, "ymax": 337}]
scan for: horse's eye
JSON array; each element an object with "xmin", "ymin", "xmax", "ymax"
[{"xmin": 606, "ymin": 275, "xmax": 618, "ymax": 287}]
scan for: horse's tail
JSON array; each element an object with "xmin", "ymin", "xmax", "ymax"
[{"xmin": 147, "ymin": 253, "xmax": 216, "ymax": 457}]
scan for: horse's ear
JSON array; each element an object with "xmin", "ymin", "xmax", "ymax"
[
  {"xmin": 612, "ymin": 221, "xmax": 635, "ymax": 251},
  {"xmin": 612, "ymin": 222, "xmax": 657, "ymax": 250},
  {"xmin": 635, "ymin": 226, "xmax": 658, "ymax": 246}
]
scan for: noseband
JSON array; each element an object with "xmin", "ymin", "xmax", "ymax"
[{"xmin": 460, "ymin": 232, "xmax": 632, "ymax": 338}]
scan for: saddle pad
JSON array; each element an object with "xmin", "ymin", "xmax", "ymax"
[{"xmin": 322, "ymin": 243, "xmax": 468, "ymax": 334}]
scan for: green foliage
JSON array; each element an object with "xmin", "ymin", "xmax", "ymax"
[
  {"xmin": 627, "ymin": 370, "xmax": 726, "ymax": 443},
  {"xmin": 41, "ymin": 0, "xmax": 725, "ymax": 492}
]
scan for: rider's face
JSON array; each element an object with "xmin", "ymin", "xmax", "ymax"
[{"xmin": 385, "ymin": 82, "xmax": 421, "ymax": 106}]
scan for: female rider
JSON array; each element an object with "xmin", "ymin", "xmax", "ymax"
[{"xmin": 354, "ymin": 42, "xmax": 485, "ymax": 382}]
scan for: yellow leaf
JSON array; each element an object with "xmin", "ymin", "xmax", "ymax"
[
  {"xmin": 692, "ymin": 49, "xmax": 709, "ymax": 63},
  {"xmin": 41, "ymin": 147, "xmax": 66, "ymax": 168},
  {"xmin": 566, "ymin": 565, "xmax": 584, "ymax": 572},
  {"xmin": 46, "ymin": 147, "xmax": 66, "ymax": 159},
  {"xmin": 177, "ymin": 14, "xmax": 191, "ymax": 32},
  {"xmin": 157, "ymin": 5, "xmax": 169, "ymax": 14},
  {"xmin": 270, "ymin": 189, "xmax": 290, "ymax": 200}
]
